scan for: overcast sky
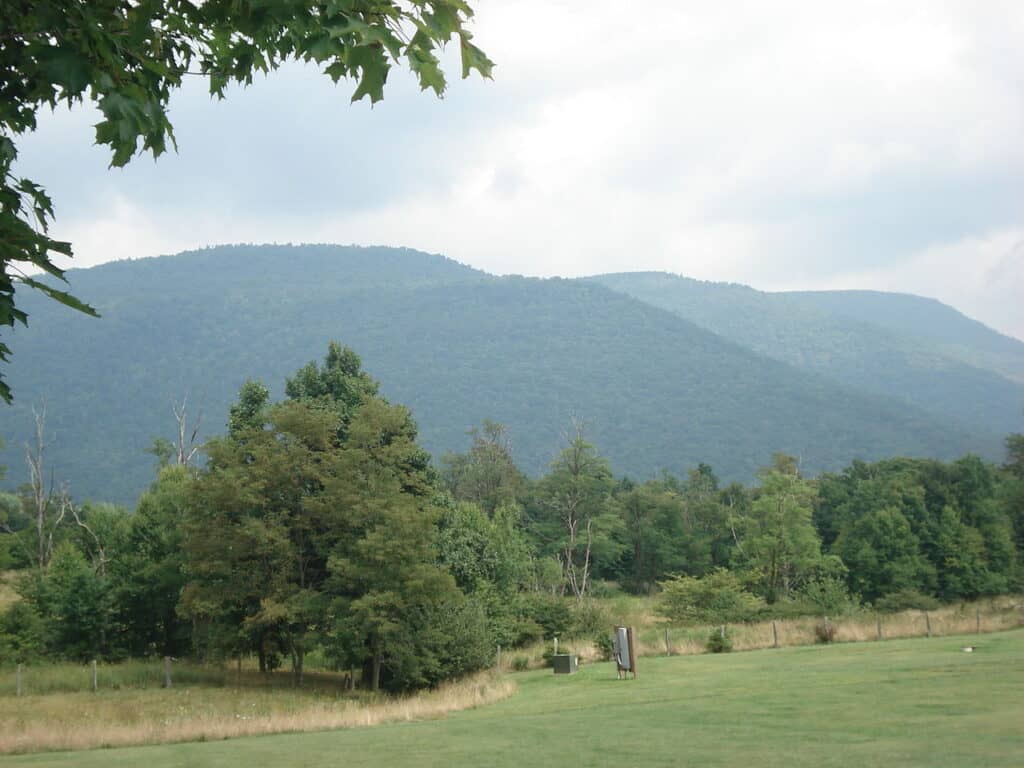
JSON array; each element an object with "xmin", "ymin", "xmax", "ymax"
[{"xmin": 16, "ymin": 0, "xmax": 1024, "ymax": 340}]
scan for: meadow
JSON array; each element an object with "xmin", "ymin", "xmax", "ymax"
[
  {"xmin": 2, "ymin": 594, "xmax": 1020, "ymax": 757},
  {"xmin": 3, "ymin": 629, "xmax": 1022, "ymax": 767}
]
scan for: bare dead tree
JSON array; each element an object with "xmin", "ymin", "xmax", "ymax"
[
  {"xmin": 172, "ymin": 393, "xmax": 203, "ymax": 466},
  {"xmin": 59, "ymin": 491, "xmax": 108, "ymax": 576},
  {"xmin": 26, "ymin": 403, "xmax": 58, "ymax": 569}
]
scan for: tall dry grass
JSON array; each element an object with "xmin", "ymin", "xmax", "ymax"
[
  {"xmin": 0, "ymin": 670, "xmax": 515, "ymax": 755},
  {"xmin": 637, "ymin": 594, "xmax": 1023, "ymax": 656},
  {"xmin": 503, "ymin": 594, "xmax": 1024, "ymax": 668}
]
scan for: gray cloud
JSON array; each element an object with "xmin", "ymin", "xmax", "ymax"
[{"xmin": 12, "ymin": 0, "xmax": 1024, "ymax": 340}]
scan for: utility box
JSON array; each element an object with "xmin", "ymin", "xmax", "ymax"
[
  {"xmin": 613, "ymin": 626, "xmax": 637, "ymax": 679},
  {"xmin": 552, "ymin": 654, "xmax": 578, "ymax": 675}
]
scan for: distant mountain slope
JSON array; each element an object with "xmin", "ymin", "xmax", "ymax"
[
  {"xmin": 784, "ymin": 290, "xmax": 1024, "ymax": 384},
  {"xmin": 0, "ymin": 245, "xmax": 1002, "ymax": 506},
  {"xmin": 590, "ymin": 273, "xmax": 1024, "ymax": 437}
]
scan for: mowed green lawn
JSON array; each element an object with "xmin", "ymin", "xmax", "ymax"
[{"xmin": 6, "ymin": 631, "xmax": 1023, "ymax": 768}]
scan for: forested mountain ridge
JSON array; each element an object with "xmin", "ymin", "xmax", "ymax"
[
  {"xmin": 0, "ymin": 245, "xmax": 1007, "ymax": 506},
  {"xmin": 591, "ymin": 272, "xmax": 1024, "ymax": 437},
  {"xmin": 783, "ymin": 289, "xmax": 1024, "ymax": 385}
]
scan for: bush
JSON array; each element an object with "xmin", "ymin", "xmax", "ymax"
[
  {"xmin": 516, "ymin": 593, "xmax": 573, "ymax": 639},
  {"xmin": 0, "ymin": 601, "xmax": 45, "ymax": 663},
  {"xmin": 875, "ymin": 589, "xmax": 940, "ymax": 612},
  {"xmin": 570, "ymin": 598, "xmax": 611, "ymax": 638},
  {"xmin": 512, "ymin": 655, "xmax": 530, "ymax": 672},
  {"xmin": 705, "ymin": 626, "xmax": 733, "ymax": 653},
  {"xmin": 588, "ymin": 580, "xmax": 622, "ymax": 599},
  {"xmin": 814, "ymin": 621, "xmax": 836, "ymax": 644},
  {"xmin": 593, "ymin": 632, "xmax": 614, "ymax": 661},
  {"xmin": 512, "ymin": 618, "xmax": 544, "ymax": 648},
  {"xmin": 659, "ymin": 569, "xmax": 763, "ymax": 625},
  {"xmin": 800, "ymin": 576, "xmax": 860, "ymax": 617}
]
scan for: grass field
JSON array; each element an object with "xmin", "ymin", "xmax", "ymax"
[{"xmin": 4, "ymin": 629, "xmax": 1022, "ymax": 767}]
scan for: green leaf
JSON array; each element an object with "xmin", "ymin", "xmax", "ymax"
[
  {"xmin": 35, "ymin": 45, "xmax": 92, "ymax": 96},
  {"xmin": 348, "ymin": 46, "xmax": 389, "ymax": 104},
  {"xmin": 460, "ymin": 35, "xmax": 494, "ymax": 79},
  {"xmin": 17, "ymin": 277, "xmax": 100, "ymax": 318}
]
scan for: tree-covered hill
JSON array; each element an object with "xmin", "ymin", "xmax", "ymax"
[
  {"xmin": 784, "ymin": 289, "xmax": 1024, "ymax": 385},
  {"xmin": 0, "ymin": 245, "xmax": 1005, "ymax": 505},
  {"xmin": 591, "ymin": 273, "xmax": 1024, "ymax": 437}
]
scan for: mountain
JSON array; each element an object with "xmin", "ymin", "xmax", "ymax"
[
  {"xmin": 0, "ymin": 245, "xmax": 1006, "ymax": 506},
  {"xmin": 590, "ymin": 273, "xmax": 1024, "ymax": 438},
  {"xmin": 783, "ymin": 290, "xmax": 1024, "ymax": 385}
]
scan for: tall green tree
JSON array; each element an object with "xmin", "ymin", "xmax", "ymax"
[
  {"xmin": 442, "ymin": 420, "xmax": 528, "ymax": 514},
  {"xmin": 834, "ymin": 507, "xmax": 934, "ymax": 602},
  {"xmin": 317, "ymin": 397, "xmax": 467, "ymax": 690},
  {"xmin": 535, "ymin": 426, "xmax": 624, "ymax": 599},
  {"xmin": 736, "ymin": 466, "xmax": 822, "ymax": 603},
  {"xmin": 114, "ymin": 464, "xmax": 192, "ymax": 657},
  {"xmin": 182, "ymin": 399, "xmax": 336, "ymax": 682}
]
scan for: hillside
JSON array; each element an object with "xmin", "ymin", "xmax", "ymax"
[
  {"xmin": 0, "ymin": 245, "xmax": 1004, "ymax": 506},
  {"xmin": 590, "ymin": 272, "xmax": 1024, "ymax": 436},
  {"xmin": 785, "ymin": 289, "xmax": 1024, "ymax": 384}
]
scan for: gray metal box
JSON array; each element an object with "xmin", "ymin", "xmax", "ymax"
[{"xmin": 552, "ymin": 654, "xmax": 578, "ymax": 674}]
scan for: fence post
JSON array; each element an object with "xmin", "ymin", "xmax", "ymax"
[
  {"xmin": 496, "ymin": 644, "xmax": 502, "ymax": 670},
  {"xmin": 771, "ymin": 621, "xmax": 778, "ymax": 648},
  {"xmin": 91, "ymin": 659, "xmax": 98, "ymax": 692},
  {"xmin": 16, "ymin": 663, "xmax": 22, "ymax": 697},
  {"xmin": 876, "ymin": 614, "xmax": 883, "ymax": 641},
  {"xmin": 664, "ymin": 628, "xmax": 672, "ymax": 656},
  {"xmin": 923, "ymin": 611, "xmax": 931, "ymax": 638},
  {"xmin": 976, "ymin": 606, "xmax": 981, "ymax": 634},
  {"xmin": 163, "ymin": 656, "xmax": 172, "ymax": 689}
]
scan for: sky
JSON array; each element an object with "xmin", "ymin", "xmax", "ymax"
[{"xmin": 15, "ymin": 0, "xmax": 1024, "ymax": 340}]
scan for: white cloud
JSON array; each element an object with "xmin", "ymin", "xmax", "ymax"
[{"xmin": 15, "ymin": 0, "xmax": 1024, "ymax": 339}]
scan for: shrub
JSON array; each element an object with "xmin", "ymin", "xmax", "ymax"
[
  {"xmin": 516, "ymin": 593, "xmax": 573, "ymax": 639},
  {"xmin": 570, "ymin": 598, "xmax": 611, "ymax": 638},
  {"xmin": 0, "ymin": 601, "xmax": 45, "ymax": 663},
  {"xmin": 593, "ymin": 632, "xmax": 614, "ymax": 661},
  {"xmin": 800, "ymin": 576, "xmax": 860, "ymax": 617},
  {"xmin": 512, "ymin": 656, "xmax": 530, "ymax": 672},
  {"xmin": 705, "ymin": 626, "xmax": 733, "ymax": 653},
  {"xmin": 659, "ymin": 569, "xmax": 763, "ymax": 625},
  {"xmin": 814, "ymin": 621, "xmax": 836, "ymax": 643},
  {"xmin": 512, "ymin": 618, "xmax": 544, "ymax": 648}
]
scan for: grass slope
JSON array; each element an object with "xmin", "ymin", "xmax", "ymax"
[
  {"xmin": 2, "ymin": 247, "xmax": 997, "ymax": 504},
  {"xmin": 5, "ymin": 631, "xmax": 1022, "ymax": 767},
  {"xmin": 591, "ymin": 272, "xmax": 1024, "ymax": 437}
]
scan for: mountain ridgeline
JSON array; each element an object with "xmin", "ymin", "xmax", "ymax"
[{"xmin": 1, "ymin": 244, "xmax": 1019, "ymax": 505}]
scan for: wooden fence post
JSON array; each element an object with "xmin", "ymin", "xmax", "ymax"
[
  {"xmin": 16, "ymin": 663, "xmax": 22, "ymax": 697},
  {"xmin": 496, "ymin": 644, "xmax": 502, "ymax": 670},
  {"xmin": 976, "ymin": 606, "xmax": 981, "ymax": 634},
  {"xmin": 923, "ymin": 611, "xmax": 931, "ymax": 638},
  {"xmin": 876, "ymin": 614, "xmax": 883, "ymax": 641},
  {"xmin": 771, "ymin": 621, "xmax": 778, "ymax": 648},
  {"xmin": 664, "ymin": 628, "xmax": 672, "ymax": 656},
  {"xmin": 163, "ymin": 656, "xmax": 172, "ymax": 689},
  {"xmin": 91, "ymin": 659, "xmax": 98, "ymax": 692}
]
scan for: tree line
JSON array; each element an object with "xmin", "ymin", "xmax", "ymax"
[{"xmin": 1, "ymin": 343, "xmax": 1022, "ymax": 690}]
